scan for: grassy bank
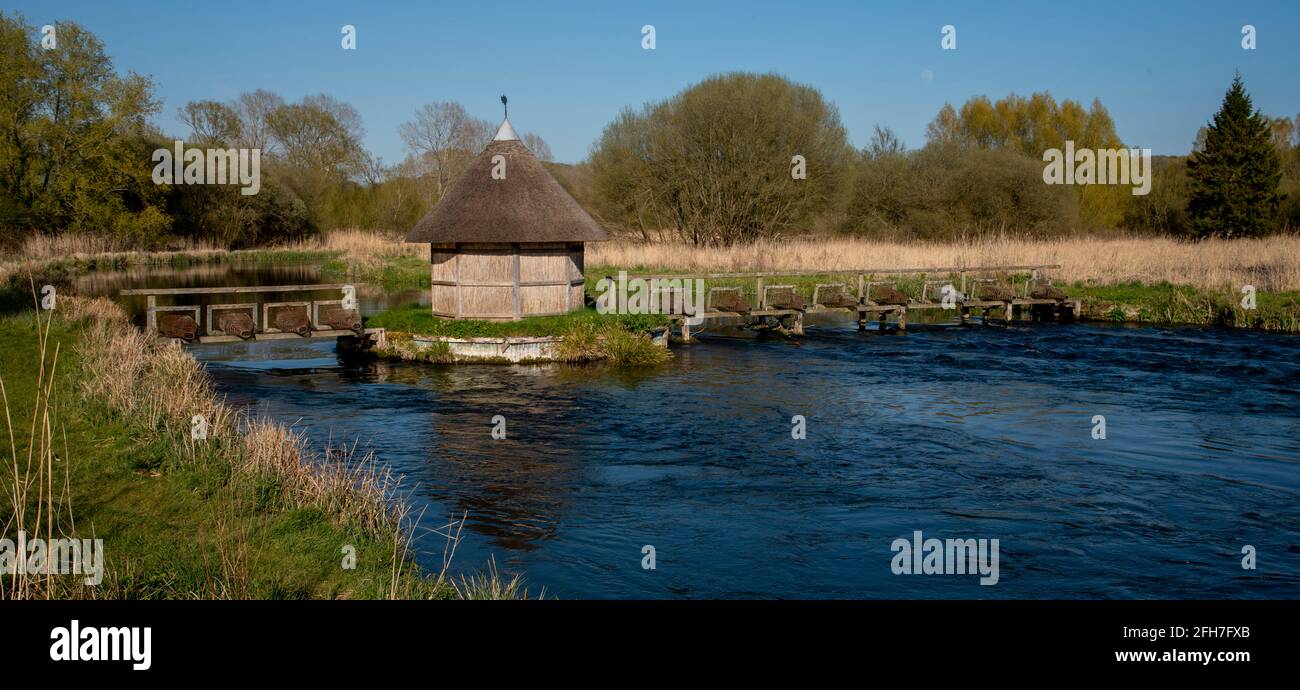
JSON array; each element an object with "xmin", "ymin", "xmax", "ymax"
[
  {"xmin": 367, "ymin": 306, "xmax": 672, "ymax": 365},
  {"xmin": 366, "ymin": 304, "xmax": 666, "ymax": 338},
  {"xmin": 0, "ymin": 294, "xmax": 532, "ymax": 599},
  {"xmin": 1069, "ymin": 282, "xmax": 1300, "ymax": 331}
]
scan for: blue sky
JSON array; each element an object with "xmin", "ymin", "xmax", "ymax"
[{"xmin": 10, "ymin": 0, "xmax": 1300, "ymax": 164}]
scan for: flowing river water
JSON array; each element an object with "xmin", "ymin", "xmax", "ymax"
[{"xmin": 87, "ymin": 264, "xmax": 1300, "ymax": 598}]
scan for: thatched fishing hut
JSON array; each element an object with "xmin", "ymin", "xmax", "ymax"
[{"xmin": 405, "ymin": 101, "xmax": 606, "ymax": 320}]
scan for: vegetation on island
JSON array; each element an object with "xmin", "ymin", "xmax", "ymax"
[{"xmin": 367, "ymin": 306, "xmax": 672, "ymax": 365}]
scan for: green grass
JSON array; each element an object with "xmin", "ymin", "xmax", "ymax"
[
  {"xmin": 0, "ymin": 309, "xmax": 451, "ymax": 599},
  {"xmin": 365, "ymin": 304, "xmax": 667, "ymax": 338},
  {"xmin": 366, "ymin": 306, "xmax": 671, "ymax": 366},
  {"xmin": 1068, "ymin": 281, "xmax": 1300, "ymax": 331},
  {"xmin": 321, "ymin": 253, "xmax": 428, "ymax": 290},
  {"xmin": 583, "ymin": 264, "xmax": 1300, "ymax": 332}
]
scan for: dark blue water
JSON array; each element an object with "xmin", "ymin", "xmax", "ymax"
[{"xmin": 192, "ymin": 321, "xmax": 1300, "ymax": 599}]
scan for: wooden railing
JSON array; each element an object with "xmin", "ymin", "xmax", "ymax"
[
  {"xmin": 619, "ymin": 264, "xmax": 1063, "ymax": 309},
  {"xmin": 119, "ymin": 284, "xmax": 365, "ymax": 343}
]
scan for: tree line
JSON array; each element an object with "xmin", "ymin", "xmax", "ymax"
[
  {"xmin": 2, "ymin": 13, "xmax": 1295, "ymax": 250},
  {"xmin": 0, "ymin": 13, "xmax": 554, "ymax": 249},
  {"xmin": 589, "ymin": 73, "xmax": 1297, "ymax": 243}
]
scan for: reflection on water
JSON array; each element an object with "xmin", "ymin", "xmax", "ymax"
[{"xmin": 189, "ymin": 322, "xmax": 1300, "ymax": 599}]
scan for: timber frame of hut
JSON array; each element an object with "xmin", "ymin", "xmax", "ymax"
[{"xmin": 405, "ymin": 105, "xmax": 606, "ymax": 320}]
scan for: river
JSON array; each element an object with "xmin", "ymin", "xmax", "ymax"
[{"xmin": 88, "ymin": 263, "xmax": 1300, "ymax": 598}]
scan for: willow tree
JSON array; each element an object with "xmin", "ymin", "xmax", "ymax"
[{"xmin": 590, "ymin": 72, "xmax": 854, "ymax": 245}]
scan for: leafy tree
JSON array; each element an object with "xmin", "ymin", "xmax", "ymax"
[
  {"xmin": 1186, "ymin": 74, "xmax": 1283, "ymax": 238},
  {"xmin": 920, "ymin": 92, "xmax": 1126, "ymax": 230},
  {"xmin": 845, "ymin": 142, "xmax": 1079, "ymax": 239},
  {"xmin": 924, "ymin": 92, "xmax": 1119, "ymax": 157},
  {"xmin": 0, "ymin": 13, "xmax": 168, "ymax": 246},
  {"xmin": 591, "ymin": 72, "xmax": 854, "ymax": 245}
]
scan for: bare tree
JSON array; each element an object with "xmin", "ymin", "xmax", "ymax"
[
  {"xmin": 399, "ymin": 101, "xmax": 493, "ymax": 200},
  {"xmin": 523, "ymin": 132, "xmax": 553, "ymax": 161},
  {"xmin": 865, "ymin": 125, "xmax": 906, "ymax": 159},
  {"xmin": 178, "ymin": 100, "xmax": 241, "ymax": 145},
  {"xmin": 233, "ymin": 89, "xmax": 284, "ymax": 155}
]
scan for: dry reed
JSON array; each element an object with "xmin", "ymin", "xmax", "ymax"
[
  {"xmin": 11, "ymin": 230, "xmax": 1299, "ymax": 295},
  {"xmin": 3, "ymin": 286, "xmax": 530, "ymax": 599},
  {"xmin": 1, "ymin": 284, "xmax": 74, "ymax": 599},
  {"xmin": 71, "ymin": 296, "xmax": 405, "ymax": 537},
  {"xmin": 587, "ymin": 234, "xmax": 1300, "ymax": 292}
]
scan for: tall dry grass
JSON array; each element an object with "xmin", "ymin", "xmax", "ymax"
[
  {"xmin": 71, "ymin": 295, "xmax": 405, "ymax": 536},
  {"xmin": 309, "ymin": 230, "xmax": 1300, "ymax": 293},
  {"xmin": 19, "ymin": 233, "xmax": 225, "ymax": 260},
  {"xmin": 299, "ymin": 228, "xmax": 425, "ymax": 258},
  {"xmin": 1, "ymin": 228, "xmax": 425, "ymax": 289},
  {"xmin": 1, "ymin": 286, "xmax": 74, "ymax": 599},
  {"xmin": 587, "ymin": 235, "xmax": 1300, "ymax": 292},
  {"xmin": 10, "ymin": 230, "xmax": 1299, "ymax": 294},
  {"xmin": 60, "ymin": 294, "xmax": 532, "ymax": 598}
]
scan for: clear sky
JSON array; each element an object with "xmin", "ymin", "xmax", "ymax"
[{"xmin": 10, "ymin": 0, "xmax": 1300, "ymax": 164}]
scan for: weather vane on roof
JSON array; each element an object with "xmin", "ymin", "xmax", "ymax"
[{"xmin": 500, "ymin": 94, "xmax": 507, "ymax": 119}]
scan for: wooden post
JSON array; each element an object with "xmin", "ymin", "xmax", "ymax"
[
  {"xmin": 1005, "ymin": 302, "xmax": 1014, "ymax": 323},
  {"xmin": 755, "ymin": 276, "xmax": 766, "ymax": 310},
  {"xmin": 857, "ymin": 273, "xmax": 865, "ymax": 301},
  {"xmin": 147, "ymin": 295, "xmax": 157, "ymax": 333},
  {"xmin": 512, "ymin": 243, "xmax": 521, "ymax": 320},
  {"xmin": 680, "ymin": 316, "xmax": 691, "ymax": 343},
  {"xmin": 791, "ymin": 312, "xmax": 804, "ymax": 336},
  {"xmin": 959, "ymin": 271, "xmax": 967, "ymax": 295},
  {"xmin": 897, "ymin": 306, "xmax": 907, "ymax": 331}
]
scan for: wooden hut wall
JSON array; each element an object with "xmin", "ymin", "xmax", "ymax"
[
  {"xmin": 430, "ymin": 242, "xmax": 587, "ymax": 320},
  {"xmin": 429, "ymin": 243, "xmax": 457, "ymax": 317}
]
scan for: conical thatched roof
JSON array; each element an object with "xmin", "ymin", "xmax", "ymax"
[{"xmin": 405, "ymin": 120, "xmax": 607, "ymax": 244}]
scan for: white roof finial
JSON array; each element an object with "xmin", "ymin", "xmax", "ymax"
[
  {"xmin": 494, "ymin": 94, "xmax": 518, "ymax": 140},
  {"xmin": 494, "ymin": 118, "xmax": 519, "ymax": 141}
]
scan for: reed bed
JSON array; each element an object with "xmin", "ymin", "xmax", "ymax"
[
  {"xmin": 10, "ymin": 231, "xmax": 1299, "ymax": 295},
  {"xmin": 587, "ymin": 234, "xmax": 1300, "ymax": 293},
  {"xmin": 1, "ymin": 228, "xmax": 425, "ymax": 291},
  {"xmin": 19, "ymin": 233, "xmax": 225, "ymax": 260},
  {"xmin": 285, "ymin": 228, "xmax": 425, "ymax": 259}
]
